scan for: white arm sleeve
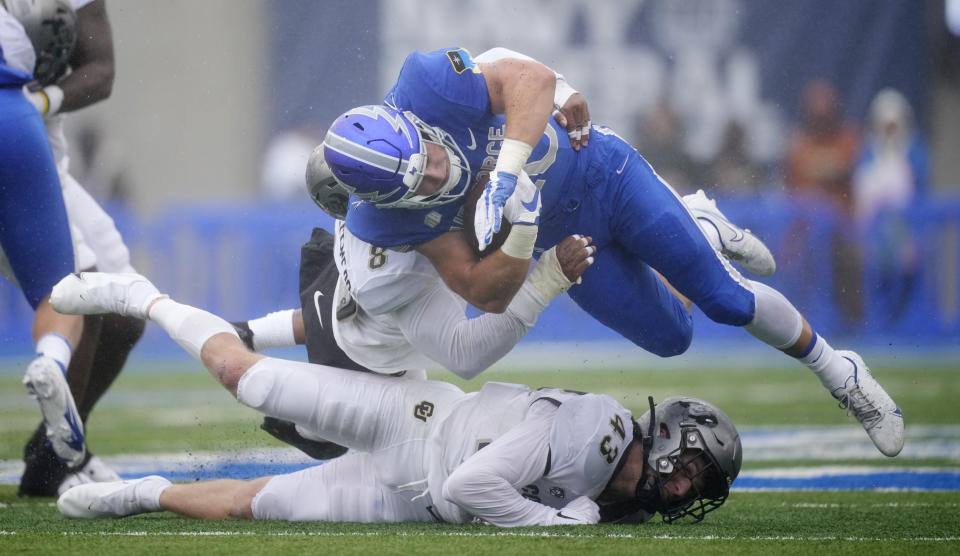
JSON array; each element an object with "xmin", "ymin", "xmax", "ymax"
[
  {"xmin": 442, "ymin": 403, "xmax": 559, "ymax": 527},
  {"xmin": 392, "ymin": 280, "xmax": 549, "ymax": 380}
]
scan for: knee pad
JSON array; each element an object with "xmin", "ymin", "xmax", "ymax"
[{"xmin": 236, "ymin": 359, "xmax": 278, "ymax": 410}]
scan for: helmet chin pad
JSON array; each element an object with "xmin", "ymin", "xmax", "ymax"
[{"xmin": 402, "ymin": 153, "xmax": 426, "ymax": 190}]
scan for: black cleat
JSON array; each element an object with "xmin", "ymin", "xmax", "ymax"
[
  {"xmin": 18, "ymin": 423, "xmax": 92, "ymax": 497},
  {"xmin": 260, "ymin": 416, "xmax": 348, "ymax": 460}
]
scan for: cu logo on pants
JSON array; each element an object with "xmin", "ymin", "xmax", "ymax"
[{"xmin": 414, "ymin": 401, "xmax": 435, "ymax": 422}]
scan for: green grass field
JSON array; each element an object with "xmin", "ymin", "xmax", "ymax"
[{"xmin": 1, "ymin": 358, "xmax": 958, "ymax": 554}]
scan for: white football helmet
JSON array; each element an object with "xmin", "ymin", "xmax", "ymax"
[
  {"xmin": 305, "ymin": 145, "xmax": 350, "ymax": 219},
  {"xmin": 4, "ymin": 0, "xmax": 77, "ymax": 85}
]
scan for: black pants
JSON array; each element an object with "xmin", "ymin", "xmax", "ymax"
[{"xmin": 298, "ymin": 227, "xmax": 372, "ymax": 372}]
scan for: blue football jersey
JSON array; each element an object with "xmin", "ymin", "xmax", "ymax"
[{"xmin": 344, "ymin": 47, "xmax": 590, "ymax": 250}]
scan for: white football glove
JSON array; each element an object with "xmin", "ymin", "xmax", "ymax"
[
  {"xmin": 474, "ymin": 170, "xmax": 519, "ymax": 252},
  {"xmin": 502, "ymin": 173, "xmax": 541, "ymax": 227},
  {"xmin": 22, "ymin": 84, "xmax": 48, "ymax": 114},
  {"xmin": 546, "ymin": 495, "xmax": 600, "ymax": 525},
  {"xmin": 22, "ymin": 83, "xmax": 63, "ymax": 117}
]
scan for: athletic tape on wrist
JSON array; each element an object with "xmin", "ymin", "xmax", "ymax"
[
  {"xmin": 526, "ymin": 245, "xmax": 578, "ymax": 300},
  {"xmin": 500, "ymin": 223, "xmax": 538, "ymax": 259},
  {"xmin": 494, "ymin": 138, "xmax": 533, "ymax": 177}
]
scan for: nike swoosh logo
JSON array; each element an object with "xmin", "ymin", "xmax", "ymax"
[
  {"xmin": 64, "ymin": 410, "xmax": 84, "ymax": 451},
  {"xmin": 466, "ymin": 128, "xmax": 477, "ymax": 150},
  {"xmin": 313, "ymin": 290, "xmax": 324, "ymax": 329},
  {"xmin": 556, "ymin": 511, "xmax": 578, "ymax": 520},
  {"xmin": 521, "ymin": 188, "xmax": 541, "ymax": 212},
  {"xmin": 616, "ymin": 154, "xmax": 629, "ymax": 175}
]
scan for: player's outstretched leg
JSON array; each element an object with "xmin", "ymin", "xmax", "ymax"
[
  {"xmin": 743, "ymin": 281, "xmax": 904, "ymax": 456},
  {"xmin": 22, "ymin": 355, "xmax": 85, "ymax": 467},
  {"xmin": 58, "ymin": 475, "xmax": 171, "ymax": 519},
  {"xmin": 50, "ymin": 272, "xmax": 164, "ymax": 319},
  {"xmin": 683, "ymin": 189, "xmax": 776, "ymax": 277}
]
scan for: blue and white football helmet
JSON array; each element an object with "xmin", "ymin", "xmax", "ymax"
[{"xmin": 322, "ymin": 105, "xmax": 471, "ymax": 209}]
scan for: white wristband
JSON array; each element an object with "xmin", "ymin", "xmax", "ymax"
[
  {"xmin": 500, "ymin": 223, "xmax": 538, "ymax": 260},
  {"xmin": 43, "ymin": 85, "xmax": 64, "ymax": 116},
  {"xmin": 495, "ymin": 138, "xmax": 533, "ymax": 177},
  {"xmin": 554, "ymin": 77, "xmax": 577, "ymax": 109},
  {"xmin": 248, "ymin": 309, "xmax": 298, "ymax": 351},
  {"xmin": 526, "ymin": 245, "xmax": 579, "ymax": 300}
]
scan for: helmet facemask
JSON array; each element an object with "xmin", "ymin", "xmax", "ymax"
[
  {"xmin": 607, "ymin": 396, "xmax": 740, "ymax": 525},
  {"xmin": 387, "ymin": 111, "xmax": 466, "ymax": 209},
  {"xmin": 647, "ymin": 436, "xmax": 728, "ymax": 523}
]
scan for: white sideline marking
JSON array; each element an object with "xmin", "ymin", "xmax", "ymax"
[
  {"xmin": 0, "ymin": 530, "xmax": 956, "ymax": 541},
  {"xmin": 743, "ymin": 466, "xmax": 959, "ymax": 478}
]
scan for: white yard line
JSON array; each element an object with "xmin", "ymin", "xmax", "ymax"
[{"xmin": 0, "ymin": 530, "xmax": 956, "ymax": 541}]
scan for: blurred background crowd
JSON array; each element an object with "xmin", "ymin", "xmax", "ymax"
[{"xmin": 2, "ymin": 0, "xmax": 959, "ymax": 359}]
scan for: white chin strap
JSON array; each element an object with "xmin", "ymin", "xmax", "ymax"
[{"xmin": 443, "ymin": 152, "xmax": 462, "ymax": 194}]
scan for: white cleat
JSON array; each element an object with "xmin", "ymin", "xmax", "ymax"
[
  {"xmin": 684, "ymin": 189, "xmax": 776, "ymax": 277},
  {"xmin": 23, "ymin": 356, "xmax": 86, "ymax": 467},
  {"xmin": 57, "ymin": 455, "xmax": 123, "ymax": 496},
  {"xmin": 58, "ymin": 475, "xmax": 171, "ymax": 519},
  {"xmin": 832, "ymin": 350, "xmax": 905, "ymax": 457},
  {"xmin": 50, "ymin": 272, "xmax": 163, "ymax": 319}
]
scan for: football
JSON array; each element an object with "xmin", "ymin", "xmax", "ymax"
[{"xmin": 462, "ymin": 174, "xmax": 511, "ymax": 256}]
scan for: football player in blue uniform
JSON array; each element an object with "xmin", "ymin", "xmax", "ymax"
[
  {"xmin": 10, "ymin": 0, "xmax": 146, "ymax": 498},
  {"xmin": 1, "ymin": 0, "xmax": 87, "ymax": 469},
  {"xmin": 318, "ymin": 47, "xmax": 903, "ymax": 458}
]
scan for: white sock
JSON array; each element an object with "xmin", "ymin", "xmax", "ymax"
[
  {"xmin": 136, "ymin": 476, "xmax": 171, "ymax": 512},
  {"xmin": 795, "ymin": 332, "xmax": 852, "ymax": 392},
  {"xmin": 743, "ymin": 281, "xmax": 803, "ymax": 349},
  {"xmin": 36, "ymin": 333, "xmax": 72, "ymax": 372},
  {"xmin": 248, "ymin": 309, "xmax": 297, "ymax": 351},
  {"xmin": 147, "ymin": 299, "xmax": 239, "ymax": 360}
]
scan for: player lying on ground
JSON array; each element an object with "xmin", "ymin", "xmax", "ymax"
[
  {"xmin": 318, "ymin": 46, "xmax": 904, "ymax": 456},
  {"xmin": 50, "ymin": 271, "xmax": 741, "ymax": 525}
]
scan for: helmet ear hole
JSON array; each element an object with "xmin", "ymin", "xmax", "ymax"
[
  {"xmin": 353, "ymin": 123, "xmax": 365, "ymax": 131},
  {"xmin": 659, "ymin": 423, "xmax": 671, "ymax": 439}
]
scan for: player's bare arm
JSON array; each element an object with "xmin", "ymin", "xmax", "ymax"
[
  {"xmin": 474, "ymin": 47, "xmax": 590, "ymax": 151},
  {"xmin": 59, "ymin": 0, "xmax": 114, "ymax": 112},
  {"xmin": 478, "ymin": 57, "xmax": 556, "ymax": 147},
  {"xmin": 416, "ymin": 229, "xmax": 531, "ymax": 313}
]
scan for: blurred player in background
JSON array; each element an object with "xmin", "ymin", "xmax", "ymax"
[
  {"xmin": 6, "ymin": 0, "xmax": 145, "ymax": 496},
  {"xmin": 318, "ymin": 47, "xmax": 904, "ymax": 457},
  {"xmin": 51, "ymin": 271, "xmax": 742, "ymax": 526},
  {"xmin": 1, "ymin": 0, "xmax": 88, "ymax": 479}
]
